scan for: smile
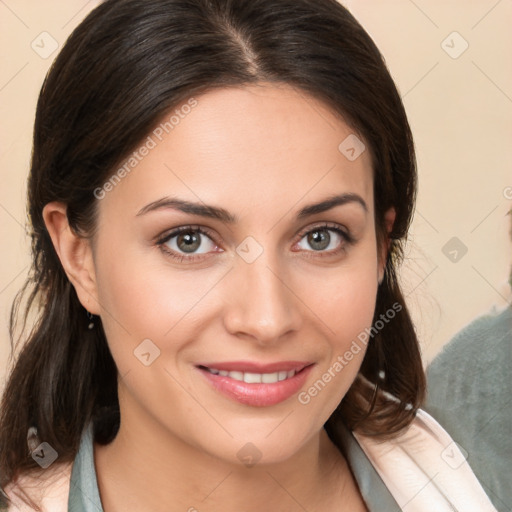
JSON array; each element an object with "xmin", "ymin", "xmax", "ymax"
[{"xmin": 196, "ymin": 361, "xmax": 314, "ymax": 407}]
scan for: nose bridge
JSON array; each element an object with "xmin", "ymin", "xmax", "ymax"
[{"xmin": 223, "ymin": 242, "xmax": 301, "ymax": 343}]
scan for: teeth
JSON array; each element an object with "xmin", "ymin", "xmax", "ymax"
[
  {"xmin": 206, "ymin": 368, "xmax": 297, "ymax": 383},
  {"xmin": 262, "ymin": 373, "xmax": 277, "ymax": 383},
  {"xmin": 244, "ymin": 372, "xmax": 261, "ymax": 383}
]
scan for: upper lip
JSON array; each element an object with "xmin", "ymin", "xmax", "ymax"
[{"xmin": 197, "ymin": 361, "xmax": 313, "ymax": 373}]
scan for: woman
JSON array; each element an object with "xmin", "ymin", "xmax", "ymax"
[{"xmin": 0, "ymin": 0, "xmax": 496, "ymax": 510}]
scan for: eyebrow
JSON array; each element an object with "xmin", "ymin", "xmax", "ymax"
[{"xmin": 136, "ymin": 192, "xmax": 368, "ymax": 222}]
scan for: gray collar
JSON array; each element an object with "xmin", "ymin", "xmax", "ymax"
[
  {"xmin": 68, "ymin": 421, "xmax": 400, "ymax": 511},
  {"xmin": 68, "ymin": 422, "xmax": 103, "ymax": 512}
]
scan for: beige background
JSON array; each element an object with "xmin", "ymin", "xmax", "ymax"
[{"xmin": 1, "ymin": 0, "xmax": 511, "ymax": 390}]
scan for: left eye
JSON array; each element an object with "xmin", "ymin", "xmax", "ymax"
[{"xmin": 296, "ymin": 227, "xmax": 347, "ymax": 252}]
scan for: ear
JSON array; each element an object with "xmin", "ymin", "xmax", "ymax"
[
  {"xmin": 378, "ymin": 207, "xmax": 396, "ymax": 284},
  {"xmin": 42, "ymin": 201, "xmax": 101, "ymax": 315}
]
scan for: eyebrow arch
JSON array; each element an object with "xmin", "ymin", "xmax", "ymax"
[{"xmin": 136, "ymin": 192, "xmax": 367, "ymax": 222}]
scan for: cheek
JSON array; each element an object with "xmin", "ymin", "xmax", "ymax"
[
  {"xmin": 307, "ymin": 248, "xmax": 379, "ymax": 342},
  {"xmin": 92, "ymin": 237, "xmax": 225, "ymax": 356},
  {"xmin": 308, "ymin": 247, "xmax": 379, "ymax": 386},
  {"xmin": 296, "ymin": 263, "xmax": 378, "ymax": 417},
  {"xmin": 328, "ymin": 271, "xmax": 378, "ymax": 342}
]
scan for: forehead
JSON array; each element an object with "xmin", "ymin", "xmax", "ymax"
[{"xmin": 98, "ymin": 83, "xmax": 374, "ymax": 220}]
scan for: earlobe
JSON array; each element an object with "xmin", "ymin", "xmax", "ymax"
[
  {"xmin": 42, "ymin": 202, "xmax": 100, "ymax": 314},
  {"xmin": 378, "ymin": 207, "xmax": 396, "ymax": 284}
]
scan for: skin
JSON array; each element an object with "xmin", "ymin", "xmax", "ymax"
[{"xmin": 44, "ymin": 82, "xmax": 394, "ymax": 511}]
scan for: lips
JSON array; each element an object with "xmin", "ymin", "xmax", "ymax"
[{"xmin": 196, "ymin": 361, "xmax": 314, "ymax": 407}]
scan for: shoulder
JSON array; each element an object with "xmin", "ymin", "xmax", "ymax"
[
  {"xmin": 353, "ymin": 409, "xmax": 497, "ymax": 511},
  {"xmin": 424, "ymin": 306, "xmax": 511, "ymax": 440},
  {"xmin": 3, "ymin": 462, "xmax": 72, "ymax": 512},
  {"xmin": 428, "ymin": 306, "xmax": 511, "ymax": 380}
]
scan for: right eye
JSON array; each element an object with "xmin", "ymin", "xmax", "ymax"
[{"xmin": 157, "ymin": 226, "xmax": 221, "ymax": 263}]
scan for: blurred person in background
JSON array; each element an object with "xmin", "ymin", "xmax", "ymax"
[{"xmin": 425, "ymin": 215, "xmax": 512, "ymax": 512}]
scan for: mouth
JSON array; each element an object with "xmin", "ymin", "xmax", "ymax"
[{"xmin": 196, "ymin": 361, "xmax": 314, "ymax": 407}]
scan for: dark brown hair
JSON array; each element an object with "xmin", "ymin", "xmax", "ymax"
[{"xmin": 0, "ymin": 0, "xmax": 424, "ymax": 507}]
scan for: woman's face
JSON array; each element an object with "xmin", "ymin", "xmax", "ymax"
[{"xmin": 88, "ymin": 83, "xmax": 385, "ymax": 465}]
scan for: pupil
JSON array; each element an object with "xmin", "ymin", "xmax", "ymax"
[
  {"xmin": 178, "ymin": 231, "xmax": 200, "ymax": 253},
  {"xmin": 309, "ymin": 230, "xmax": 330, "ymax": 251}
]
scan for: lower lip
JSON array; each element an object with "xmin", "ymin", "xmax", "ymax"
[{"xmin": 198, "ymin": 365, "xmax": 314, "ymax": 407}]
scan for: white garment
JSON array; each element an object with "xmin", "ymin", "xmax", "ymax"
[
  {"xmin": 354, "ymin": 409, "xmax": 497, "ymax": 511},
  {"xmin": 4, "ymin": 409, "xmax": 497, "ymax": 511}
]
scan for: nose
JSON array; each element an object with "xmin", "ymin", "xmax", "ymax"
[{"xmin": 222, "ymin": 250, "xmax": 303, "ymax": 345}]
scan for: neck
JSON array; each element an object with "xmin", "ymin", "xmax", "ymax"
[{"xmin": 94, "ymin": 396, "xmax": 358, "ymax": 511}]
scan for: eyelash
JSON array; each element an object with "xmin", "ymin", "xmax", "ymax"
[{"xmin": 155, "ymin": 223, "xmax": 355, "ymax": 264}]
